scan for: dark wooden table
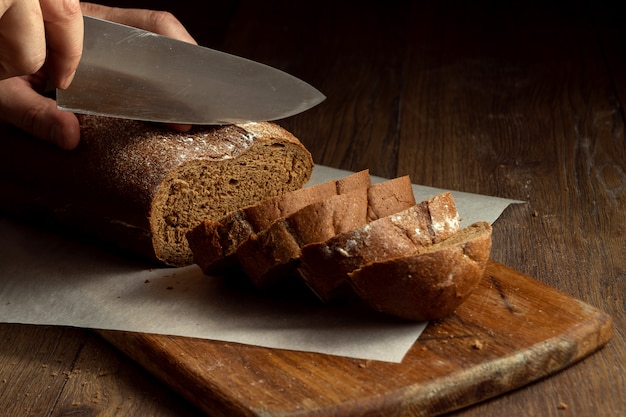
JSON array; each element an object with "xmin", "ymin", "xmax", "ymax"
[{"xmin": 1, "ymin": 1, "xmax": 624, "ymax": 416}]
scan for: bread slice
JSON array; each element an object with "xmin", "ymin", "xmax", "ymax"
[
  {"xmin": 186, "ymin": 170, "xmax": 371, "ymax": 274},
  {"xmin": 298, "ymin": 192, "xmax": 460, "ymax": 302},
  {"xmin": 348, "ymin": 221, "xmax": 492, "ymax": 321},
  {"xmin": 0, "ymin": 115, "xmax": 313, "ymax": 266},
  {"xmin": 236, "ymin": 176, "xmax": 417, "ymax": 288}
]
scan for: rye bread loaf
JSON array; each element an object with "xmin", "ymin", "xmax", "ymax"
[
  {"xmin": 298, "ymin": 192, "xmax": 460, "ymax": 302},
  {"xmin": 0, "ymin": 115, "xmax": 313, "ymax": 266},
  {"xmin": 348, "ymin": 221, "xmax": 492, "ymax": 321},
  {"xmin": 186, "ymin": 170, "xmax": 371, "ymax": 274},
  {"xmin": 236, "ymin": 176, "xmax": 417, "ymax": 288},
  {"xmin": 184, "ymin": 170, "xmax": 493, "ymax": 321}
]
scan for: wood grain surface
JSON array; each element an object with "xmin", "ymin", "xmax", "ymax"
[{"xmin": 1, "ymin": 1, "xmax": 624, "ymax": 416}]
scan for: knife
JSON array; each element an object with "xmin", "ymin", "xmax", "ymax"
[{"xmin": 56, "ymin": 16, "xmax": 325, "ymax": 124}]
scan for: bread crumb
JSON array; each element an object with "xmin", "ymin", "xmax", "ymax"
[
  {"xmin": 557, "ymin": 402, "xmax": 568, "ymax": 410},
  {"xmin": 144, "ymin": 279, "xmax": 150, "ymax": 283},
  {"xmin": 532, "ymin": 210, "xmax": 539, "ymax": 217},
  {"xmin": 471, "ymin": 340, "xmax": 484, "ymax": 350}
]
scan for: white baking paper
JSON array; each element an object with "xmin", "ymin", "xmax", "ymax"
[{"xmin": 0, "ymin": 165, "xmax": 522, "ymax": 363}]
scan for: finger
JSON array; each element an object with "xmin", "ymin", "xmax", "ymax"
[
  {"xmin": 80, "ymin": 2, "xmax": 197, "ymax": 44},
  {"xmin": 0, "ymin": 0, "xmax": 46, "ymax": 80},
  {"xmin": 39, "ymin": 0, "xmax": 83, "ymax": 89},
  {"xmin": 0, "ymin": 76, "xmax": 80, "ymax": 149}
]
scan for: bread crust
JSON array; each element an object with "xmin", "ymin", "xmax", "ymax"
[
  {"xmin": 236, "ymin": 176, "xmax": 417, "ymax": 288},
  {"xmin": 236, "ymin": 186, "xmax": 370, "ymax": 288},
  {"xmin": 0, "ymin": 116, "xmax": 313, "ymax": 266},
  {"xmin": 298, "ymin": 192, "xmax": 460, "ymax": 302},
  {"xmin": 348, "ymin": 222, "xmax": 492, "ymax": 321}
]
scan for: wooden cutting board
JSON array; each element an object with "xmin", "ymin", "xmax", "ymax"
[{"xmin": 99, "ymin": 260, "xmax": 613, "ymax": 417}]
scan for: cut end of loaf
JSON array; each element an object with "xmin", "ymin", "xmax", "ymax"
[{"xmin": 150, "ymin": 123, "xmax": 313, "ymax": 266}]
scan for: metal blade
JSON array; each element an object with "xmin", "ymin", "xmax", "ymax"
[{"xmin": 57, "ymin": 16, "xmax": 325, "ymax": 124}]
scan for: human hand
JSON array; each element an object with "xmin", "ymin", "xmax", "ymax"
[
  {"xmin": 0, "ymin": 2, "xmax": 196, "ymax": 150},
  {"xmin": 0, "ymin": 0, "xmax": 83, "ymax": 88}
]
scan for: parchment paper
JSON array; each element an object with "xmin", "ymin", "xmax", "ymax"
[{"xmin": 0, "ymin": 165, "xmax": 521, "ymax": 362}]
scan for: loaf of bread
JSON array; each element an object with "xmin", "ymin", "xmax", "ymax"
[
  {"xmin": 298, "ymin": 192, "xmax": 460, "ymax": 302},
  {"xmin": 0, "ymin": 115, "xmax": 313, "ymax": 266},
  {"xmin": 186, "ymin": 170, "xmax": 371, "ymax": 274},
  {"xmin": 236, "ymin": 176, "xmax": 417, "ymax": 288},
  {"xmin": 185, "ymin": 168, "xmax": 492, "ymax": 321},
  {"xmin": 348, "ymin": 221, "xmax": 492, "ymax": 321}
]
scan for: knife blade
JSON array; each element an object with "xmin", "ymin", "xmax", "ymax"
[{"xmin": 56, "ymin": 16, "xmax": 325, "ymax": 124}]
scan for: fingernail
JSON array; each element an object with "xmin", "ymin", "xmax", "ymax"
[{"xmin": 59, "ymin": 71, "xmax": 77, "ymax": 90}]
